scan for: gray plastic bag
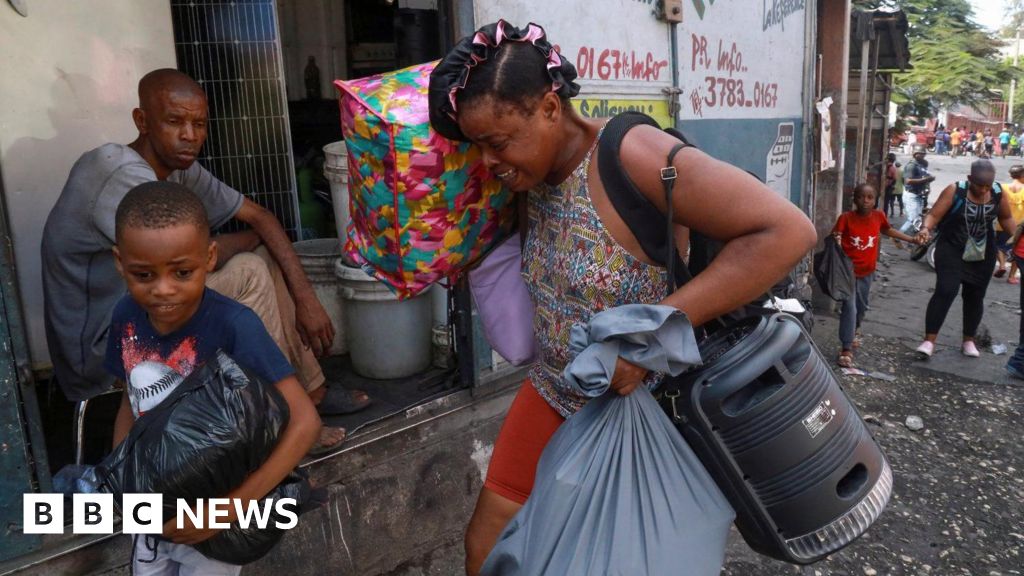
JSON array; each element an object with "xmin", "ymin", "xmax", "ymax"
[
  {"xmin": 481, "ymin": 391, "xmax": 737, "ymax": 569},
  {"xmin": 482, "ymin": 305, "xmax": 734, "ymax": 576},
  {"xmin": 482, "ymin": 388, "xmax": 734, "ymax": 575}
]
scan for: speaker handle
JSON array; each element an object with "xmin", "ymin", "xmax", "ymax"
[{"xmin": 708, "ymin": 318, "xmax": 803, "ymax": 417}]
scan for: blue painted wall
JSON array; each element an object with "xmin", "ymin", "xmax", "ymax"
[{"xmin": 678, "ymin": 117, "xmax": 806, "ymax": 207}]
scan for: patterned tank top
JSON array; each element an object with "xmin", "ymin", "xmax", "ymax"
[{"xmin": 522, "ymin": 131, "xmax": 669, "ymax": 417}]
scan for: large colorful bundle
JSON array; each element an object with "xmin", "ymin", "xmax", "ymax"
[{"xmin": 336, "ymin": 62, "xmax": 513, "ymax": 298}]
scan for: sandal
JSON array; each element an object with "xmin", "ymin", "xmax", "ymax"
[
  {"xmin": 837, "ymin": 351, "xmax": 855, "ymax": 368},
  {"xmin": 994, "ymin": 267, "xmax": 1008, "ymax": 278},
  {"xmin": 852, "ymin": 332, "xmax": 863, "ymax": 350},
  {"xmin": 308, "ymin": 426, "xmax": 347, "ymax": 456},
  {"xmin": 316, "ymin": 385, "xmax": 372, "ymax": 416}
]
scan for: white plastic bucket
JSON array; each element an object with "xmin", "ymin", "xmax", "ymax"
[
  {"xmin": 335, "ymin": 259, "xmax": 432, "ymax": 379},
  {"xmin": 323, "ymin": 141, "xmax": 350, "ymax": 242},
  {"xmin": 293, "ymin": 238, "xmax": 346, "ymax": 356}
]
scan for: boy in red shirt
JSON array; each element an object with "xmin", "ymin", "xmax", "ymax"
[{"xmin": 833, "ymin": 183, "xmax": 919, "ymax": 367}]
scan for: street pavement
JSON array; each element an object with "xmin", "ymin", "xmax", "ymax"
[{"xmin": 720, "ymin": 151, "xmax": 1024, "ymax": 575}]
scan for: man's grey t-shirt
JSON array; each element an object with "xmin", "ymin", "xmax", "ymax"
[
  {"xmin": 41, "ymin": 143, "xmax": 244, "ymax": 401},
  {"xmin": 902, "ymin": 160, "xmax": 929, "ymax": 197}
]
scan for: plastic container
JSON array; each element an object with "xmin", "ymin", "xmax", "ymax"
[
  {"xmin": 323, "ymin": 141, "xmax": 350, "ymax": 243},
  {"xmin": 293, "ymin": 238, "xmax": 346, "ymax": 356},
  {"xmin": 335, "ymin": 260, "xmax": 432, "ymax": 379}
]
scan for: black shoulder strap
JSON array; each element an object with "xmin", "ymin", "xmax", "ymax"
[
  {"xmin": 954, "ymin": 181, "xmax": 968, "ymax": 207},
  {"xmin": 663, "ymin": 142, "xmax": 687, "ymax": 296},
  {"xmin": 598, "ymin": 112, "xmax": 694, "ymax": 289},
  {"xmin": 938, "ymin": 182, "xmax": 968, "ymax": 230}
]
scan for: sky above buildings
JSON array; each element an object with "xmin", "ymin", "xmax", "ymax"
[{"xmin": 971, "ymin": 0, "xmax": 1008, "ymax": 33}]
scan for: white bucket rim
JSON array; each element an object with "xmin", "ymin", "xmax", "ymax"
[
  {"xmin": 334, "ymin": 259, "xmax": 379, "ymax": 282},
  {"xmin": 323, "ymin": 141, "xmax": 347, "ymax": 155}
]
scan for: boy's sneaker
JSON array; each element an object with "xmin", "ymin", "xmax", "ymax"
[
  {"xmin": 915, "ymin": 340, "xmax": 934, "ymax": 359},
  {"xmin": 961, "ymin": 341, "xmax": 981, "ymax": 358}
]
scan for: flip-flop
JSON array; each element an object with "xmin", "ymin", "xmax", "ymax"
[
  {"xmin": 316, "ymin": 385, "xmax": 372, "ymax": 416},
  {"xmin": 994, "ymin": 267, "xmax": 1008, "ymax": 278},
  {"xmin": 837, "ymin": 352, "xmax": 855, "ymax": 368},
  {"xmin": 308, "ymin": 426, "xmax": 347, "ymax": 456}
]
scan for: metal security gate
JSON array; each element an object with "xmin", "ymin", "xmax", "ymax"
[{"xmin": 170, "ymin": 0, "xmax": 301, "ymax": 237}]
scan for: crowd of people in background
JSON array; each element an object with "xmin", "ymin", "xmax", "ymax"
[
  {"xmin": 846, "ymin": 140, "xmax": 1024, "ymax": 381},
  {"xmin": 924, "ymin": 125, "xmax": 1024, "ymax": 159}
]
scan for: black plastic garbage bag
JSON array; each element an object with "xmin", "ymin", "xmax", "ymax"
[
  {"xmin": 94, "ymin": 350, "xmax": 311, "ymax": 565},
  {"xmin": 481, "ymin": 387, "xmax": 735, "ymax": 576},
  {"xmin": 813, "ymin": 236, "xmax": 855, "ymax": 302},
  {"xmin": 196, "ymin": 471, "xmax": 312, "ymax": 565}
]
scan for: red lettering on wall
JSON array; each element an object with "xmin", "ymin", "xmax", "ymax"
[{"xmin": 576, "ymin": 45, "xmax": 669, "ymax": 82}]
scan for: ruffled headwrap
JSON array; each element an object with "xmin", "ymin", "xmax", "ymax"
[{"xmin": 428, "ymin": 20, "xmax": 580, "ymax": 142}]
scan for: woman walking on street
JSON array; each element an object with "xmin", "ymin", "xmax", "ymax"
[
  {"xmin": 428, "ymin": 20, "xmax": 817, "ymax": 576},
  {"xmin": 914, "ymin": 160, "xmax": 1015, "ymax": 359}
]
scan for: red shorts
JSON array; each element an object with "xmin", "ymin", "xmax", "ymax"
[{"xmin": 483, "ymin": 380, "xmax": 565, "ymax": 504}]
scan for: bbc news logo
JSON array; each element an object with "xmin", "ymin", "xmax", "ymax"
[{"xmin": 23, "ymin": 494, "xmax": 298, "ymax": 534}]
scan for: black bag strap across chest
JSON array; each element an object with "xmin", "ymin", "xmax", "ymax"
[
  {"xmin": 596, "ymin": 112, "xmax": 791, "ymax": 331},
  {"xmin": 598, "ymin": 111, "xmax": 695, "ymax": 291}
]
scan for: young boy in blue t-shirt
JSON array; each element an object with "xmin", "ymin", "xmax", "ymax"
[{"xmin": 106, "ymin": 181, "xmax": 320, "ymax": 575}]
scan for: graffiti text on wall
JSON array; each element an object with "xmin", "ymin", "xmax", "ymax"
[
  {"xmin": 762, "ymin": 0, "xmax": 805, "ymax": 31},
  {"xmin": 576, "ymin": 46, "xmax": 670, "ymax": 82},
  {"xmin": 688, "ymin": 34, "xmax": 780, "ymax": 117}
]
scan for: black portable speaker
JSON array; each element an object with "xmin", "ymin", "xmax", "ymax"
[{"xmin": 658, "ymin": 313, "xmax": 892, "ymax": 564}]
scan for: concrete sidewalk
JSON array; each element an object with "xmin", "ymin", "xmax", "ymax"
[{"xmin": 848, "ymin": 243, "xmax": 1023, "ymax": 387}]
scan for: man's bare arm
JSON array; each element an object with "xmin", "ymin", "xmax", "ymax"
[
  {"xmin": 232, "ymin": 198, "xmax": 335, "ymax": 356},
  {"xmin": 211, "ymin": 231, "xmax": 260, "ymax": 270}
]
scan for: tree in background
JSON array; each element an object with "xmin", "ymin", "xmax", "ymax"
[
  {"xmin": 854, "ymin": 0, "xmax": 1018, "ymax": 118},
  {"xmin": 1001, "ymin": 0, "xmax": 1024, "ymax": 38},
  {"xmin": 1002, "ymin": 0, "xmax": 1024, "ymax": 125}
]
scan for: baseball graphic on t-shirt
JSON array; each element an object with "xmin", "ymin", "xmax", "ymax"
[{"xmin": 128, "ymin": 360, "xmax": 185, "ymax": 417}]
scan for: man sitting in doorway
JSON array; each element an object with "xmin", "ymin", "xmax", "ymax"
[{"xmin": 41, "ymin": 69, "xmax": 367, "ymax": 452}]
